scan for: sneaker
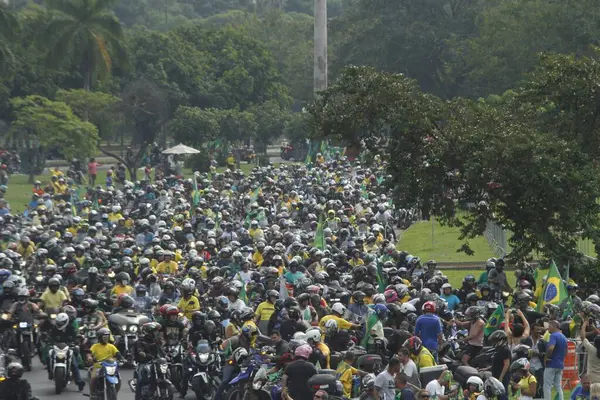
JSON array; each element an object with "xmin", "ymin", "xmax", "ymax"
[{"xmin": 77, "ymin": 381, "xmax": 85, "ymax": 391}]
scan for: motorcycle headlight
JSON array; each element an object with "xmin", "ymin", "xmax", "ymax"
[
  {"xmin": 159, "ymin": 364, "xmax": 168, "ymax": 374},
  {"xmin": 129, "ymin": 325, "xmax": 138, "ymax": 333},
  {"xmin": 35, "ymin": 276, "xmax": 43, "ymax": 283},
  {"xmin": 199, "ymin": 353, "xmax": 209, "ymax": 363},
  {"xmin": 121, "ymin": 325, "xmax": 127, "ymax": 332},
  {"xmin": 105, "ymin": 366, "xmax": 117, "ymax": 375}
]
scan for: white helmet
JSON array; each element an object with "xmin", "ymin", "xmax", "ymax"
[
  {"xmin": 399, "ymin": 303, "xmax": 417, "ymax": 314},
  {"xmin": 324, "ymin": 319, "xmax": 338, "ymax": 333},
  {"xmin": 305, "ymin": 328, "xmax": 322, "ymax": 343},
  {"xmin": 372, "ymin": 293, "xmax": 386, "ymax": 304},
  {"xmin": 55, "ymin": 312, "xmax": 69, "ymax": 331},
  {"xmin": 293, "ymin": 332, "xmax": 307, "ymax": 341},
  {"xmin": 182, "ymin": 278, "xmax": 196, "ymax": 287},
  {"xmin": 442, "ymin": 283, "xmax": 452, "ymax": 290},
  {"xmin": 467, "ymin": 376, "xmax": 484, "ymax": 392},
  {"xmin": 331, "ymin": 302, "xmax": 346, "ymax": 315},
  {"xmin": 232, "ymin": 347, "xmax": 248, "ymax": 363}
]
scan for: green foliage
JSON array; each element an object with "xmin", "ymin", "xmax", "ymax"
[
  {"xmin": 56, "ymin": 89, "xmax": 122, "ymax": 140},
  {"xmin": 0, "ymin": 4, "xmax": 19, "ymax": 74},
  {"xmin": 9, "ymin": 95, "xmax": 99, "ymax": 160},
  {"xmin": 310, "ymin": 66, "xmax": 600, "ymax": 261},
  {"xmin": 249, "ymin": 100, "xmax": 290, "ymax": 153},
  {"xmin": 170, "ymin": 106, "xmax": 222, "ymax": 146},
  {"xmin": 43, "ymin": 0, "xmax": 127, "ymax": 90}
]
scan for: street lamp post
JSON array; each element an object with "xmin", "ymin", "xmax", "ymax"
[{"xmin": 314, "ymin": 0, "xmax": 327, "ymax": 92}]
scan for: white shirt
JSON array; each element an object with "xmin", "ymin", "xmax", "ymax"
[{"xmin": 426, "ymin": 380, "xmax": 446, "ymax": 398}]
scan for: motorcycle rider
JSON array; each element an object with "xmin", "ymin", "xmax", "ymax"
[
  {"xmin": 46, "ymin": 312, "xmax": 85, "ymax": 391},
  {"xmin": 454, "ymin": 306, "xmax": 485, "ymax": 366},
  {"xmin": 0, "ymin": 362, "xmax": 38, "ymax": 400},
  {"xmin": 176, "ymin": 281, "xmax": 200, "ymax": 320},
  {"xmin": 404, "ymin": 336, "xmax": 436, "ymax": 369},
  {"xmin": 216, "ymin": 324, "xmax": 257, "ymax": 400},
  {"xmin": 133, "ymin": 322, "xmax": 164, "ymax": 400},
  {"xmin": 39, "ymin": 277, "xmax": 68, "ymax": 310},
  {"xmin": 89, "ymin": 327, "xmax": 124, "ymax": 396},
  {"xmin": 6, "ymin": 289, "xmax": 44, "ymax": 371},
  {"xmin": 162, "ymin": 305, "xmax": 187, "ymax": 345}
]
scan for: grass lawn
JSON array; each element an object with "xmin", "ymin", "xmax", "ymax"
[
  {"xmin": 443, "ymin": 269, "xmax": 517, "ymax": 288},
  {"xmin": 398, "ymin": 219, "xmax": 495, "ymax": 263}
]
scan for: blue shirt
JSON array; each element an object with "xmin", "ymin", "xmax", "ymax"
[
  {"xmin": 547, "ymin": 331, "xmax": 568, "ymax": 369},
  {"xmin": 441, "ymin": 294, "xmax": 460, "ymax": 311},
  {"xmin": 415, "ymin": 313, "xmax": 442, "ymax": 351},
  {"xmin": 570, "ymin": 384, "xmax": 589, "ymax": 400}
]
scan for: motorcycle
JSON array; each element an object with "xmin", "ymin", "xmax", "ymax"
[
  {"xmin": 13, "ymin": 319, "xmax": 34, "ymax": 371},
  {"xmin": 108, "ymin": 310, "xmax": 149, "ymax": 366},
  {"xmin": 137, "ymin": 358, "xmax": 174, "ymax": 400},
  {"xmin": 92, "ymin": 360, "xmax": 119, "ymax": 400},
  {"xmin": 223, "ymin": 352, "xmax": 270, "ymax": 400},
  {"xmin": 244, "ymin": 365, "xmax": 282, "ymax": 400},
  {"xmin": 49, "ymin": 342, "xmax": 73, "ymax": 394},
  {"xmin": 187, "ymin": 340, "xmax": 221, "ymax": 400},
  {"xmin": 165, "ymin": 340, "xmax": 184, "ymax": 394}
]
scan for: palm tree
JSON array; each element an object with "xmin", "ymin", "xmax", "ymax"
[
  {"xmin": 44, "ymin": 0, "xmax": 127, "ymax": 90},
  {"xmin": 0, "ymin": 3, "xmax": 19, "ymax": 74}
]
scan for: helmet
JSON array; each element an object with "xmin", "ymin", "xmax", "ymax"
[
  {"xmin": 467, "ymin": 376, "xmax": 484, "ymax": 392},
  {"xmin": 373, "ymin": 304, "xmax": 389, "ymax": 320},
  {"xmin": 484, "ymin": 377, "xmax": 506, "ymax": 397},
  {"xmin": 97, "ymin": 327, "xmax": 111, "ymax": 338},
  {"xmin": 324, "ymin": 319, "xmax": 338, "ymax": 335},
  {"xmin": 331, "ymin": 302, "xmax": 346, "ymax": 315},
  {"xmin": 207, "ymin": 310, "xmax": 221, "ymax": 322},
  {"xmin": 403, "ymin": 336, "xmax": 422, "ymax": 355},
  {"xmin": 63, "ymin": 305, "xmax": 77, "ymax": 319},
  {"xmin": 6, "ymin": 362, "xmax": 24, "ymax": 378},
  {"xmin": 422, "ymin": 301, "xmax": 436, "ymax": 313},
  {"xmin": 241, "ymin": 324, "xmax": 258, "ymax": 341},
  {"xmin": 399, "ymin": 303, "xmax": 416, "ymax": 314},
  {"xmin": 466, "ymin": 293, "xmax": 479, "ymax": 303},
  {"xmin": 165, "ymin": 305, "xmax": 179, "ymax": 317},
  {"xmin": 488, "ymin": 330, "xmax": 508, "ymax": 347},
  {"xmin": 465, "ymin": 306, "xmax": 482, "ymax": 320},
  {"xmin": 441, "ymin": 283, "xmax": 452, "ymax": 291},
  {"xmin": 510, "ymin": 357, "xmax": 531, "ymax": 372},
  {"xmin": 305, "ymin": 329, "xmax": 322, "ymax": 343},
  {"xmin": 384, "ymin": 289, "xmax": 398, "ymax": 303},
  {"xmin": 140, "ymin": 322, "xmax": 161, "ymax": 340},
  {"xmin": 372, "ymin": 293, "xmax": 386, "ymax": 304},
  {"xmin": 362, "ymin": 374, "xmax": 376, "ymax": 390},
  {"xmin": 83, "ymin": 298, "xmax": 99, "ymax": 310},
  {"xmin": 513, "ymin": 344, "xmax": 532, "ymax": 360},
  {"xmin": 232, "ymin": 347, "xmax": 249, "ymax": 364},
  {"xmin": 55, "ymin": 313, "xmax": 69, "ymax": 330},
  {"xmin": 294, "ymin": 344, "xmax": 313, "ymax": 359},
  {"xmin": 266, "ymin": 289, "xmax": 279, "ymax": 300}
]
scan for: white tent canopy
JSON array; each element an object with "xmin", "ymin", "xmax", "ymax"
[{"xmin": 162, "ymin": 143, "xmax": 200, "ymax": 155}]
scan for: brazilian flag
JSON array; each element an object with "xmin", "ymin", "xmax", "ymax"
[
  {"xmin": 484, "ymin": 303, "xmax": 504, "ymax": 336},
  {"xmin": 313, "ymin": 215, "xmax": 326, "ymax": 250},
  {"xmin": 537, "ymin": 261, "xmax": 567, "ymax": 310}
]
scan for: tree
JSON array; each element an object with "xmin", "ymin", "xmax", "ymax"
[
  {"xmin": 8, "ymin": 95, "xmax": 99, "ymax": 182},
  {"xmin": 0, "ymin": 3, "xmax": 19, "ymax": 74},
  {"xmin": 309, "ymin": 66, "xmax": 600, "ymax": 261},
  {"xmin": 43, "ymin": 0, "xmax": 127, "ymax": 90},
  {"xmin": 56, "ymin": 89, "xmax": 122, "ymax": 141},
  {"xmin": 98, "ymin": 79, "xmax": 168, "ymax": 180},
  {"xmin": 169, "ymin": 106, "xmax": 221, "ymax": 147},
  {"xmin": 249, "ymin": 100, "xmax": 289, "ymax": 154}
]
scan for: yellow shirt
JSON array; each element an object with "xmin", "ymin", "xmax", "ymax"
[
  {"xmin": 319, "ymin": 315, "xmax": 353, "ymax": 332},
  {"xmin": 255, "ymin": 301, "xmax": 275, "ymax": 322},
  {"xmin": 111, "ymin": 285, "xmax": 135, "ymax": 297},
  {"xmin": 16, "ymin": 243, "xmax": 35, "ymax": 258},
  {"xmin": 252, "ymin": 251, "xmax": 264, "ymax": 266},
  {"xmin": 157, "ymin": 260, "xmax": 178, "ymax": 275},
  {"xmin": 108, "ymin": 213, "xmax": 123, "ymax": 223},
  {"xmin": 412, "ymin": 347, "xmax": 436, "ymax": 369},
  {"xmin": 315, "ymin": 342, "xmax": 331, "ymax": 369},
  {"xmin": 90, "ymin": 342, "xmax": 119, "ymax": 368},
  {"xmin": 40, "ymin": 289, "xmax": 68, "ymax": 309},
  {"xmin": 336, "ymin": 361, "xmax": 358, "ymax": 397},
  {"xmin": 177, "ymin": 295, "xmax": 201, "ymax": 320},
  {"xmin": 517, "ymin": 374, "xmax": 536, "ymax": 396}
]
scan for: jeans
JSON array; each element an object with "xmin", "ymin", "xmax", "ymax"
[
  {"xmin": 215, "ymin": 364, "xmax": 237, "ymax": 400},
  {"xmin": 543, "ymin": 367, "xmax": 564, "ymax": 400}
]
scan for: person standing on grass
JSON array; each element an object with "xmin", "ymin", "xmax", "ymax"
[
  {"xmin": 87, "ymin": 158, "xmax": 101, "ymax": 186},
  {"xmin": 544, "ymin": 320, "xmax": 567, "ymax": 400}
]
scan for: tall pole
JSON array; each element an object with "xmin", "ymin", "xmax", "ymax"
[{"xmin": 314, "ymin": 0, "xmax": 327, "ymax": 92}]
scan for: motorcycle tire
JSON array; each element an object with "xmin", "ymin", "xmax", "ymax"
[
  {"xmin": 224, "ymin": 385, "xmax": 243, "ymax": 400},
  {"xmin": 169, "ymin": 365, "xmax": 181, "ymax": 392},
  {"xmin": 20, "ymin": 339, "xmax": 31, "ymax": 370},
  {"xmin": 159, "ymin": 386, "xmax": 174, "ymax": 400},
  {"xmin": 54, "ymin": 366, "xmax": 66, "ymax": 394},
  {"xmin": 105, "ymin": 383, "xmax": 118, "ymax": 400}
]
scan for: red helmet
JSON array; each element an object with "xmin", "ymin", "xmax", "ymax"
[
  {"xmin": 159, "ymin": 304, "xmax": 170, "ymax": 316},
  {"xmin": 422, "ymin": 301, "xmax": 436, "ymax": 313},
  {"xmin": 165, "ymin": 305, "xmax": 179, "ymax": 317},
  {"xmin": 403, "ymin": 336, "xmax": 423, "ymax": 355}
]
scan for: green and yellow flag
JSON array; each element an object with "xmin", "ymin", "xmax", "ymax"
[
  {"xmin": 537, "ymin": 261, "xmax": 567, "ymax": 311},
  {"xmin": 484, "ymin": 303, "xmax": 504, "ymax": 336},
  {"xmin": 361, "ymin": 312, "xmax": 380, "ymax": 348},
  {"xmin": 376, "ymin": 261, "xmax": 386, "ymax": 294},
  {"xmin": 239, "ymin": 278, "xmax": 248, "ymax": 305},
  {"xmin": 313, "ymin": 215, "xmax": 326, "ymax": 250}
]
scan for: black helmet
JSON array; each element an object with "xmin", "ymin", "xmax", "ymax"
[
  {"xmin": 6, "ymin": 362, "xmax": 24, "ymax": 378},
  {"xmin": 284, "ymin": 298, "xmax": 298, "ymax": 309},
  {"xmin": 488, "ymin": 330, "xmax": 508, "ymax": 347},
  {"xmin": 288, "ymin": 307, "xmax": 301, "ymax": 320},
  {"xmin": 465, "ymin": 293, "xmax": 479, "ymax": 303},
  {"xmin": 207, "ymin": 309, "xmax": 221, "ymax": 322},
  {"xmin": 120, "ymin": 295, "xmax": 135, "ymax": 309},
  {"xmin": 140, "ymin": 322, "xmax": 161, "ymax": 340},
  {"xmin": 484, "ymin": 377, "xmax": 505, "ymax": 397},
  {"xmin": 465, "ymin": 306, "xmax": 482, "ymax": 321}
]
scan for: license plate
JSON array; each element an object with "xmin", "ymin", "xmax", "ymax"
[{"xmin": 19, "ymin": 322, "xmax": 28, "ymax": 328}]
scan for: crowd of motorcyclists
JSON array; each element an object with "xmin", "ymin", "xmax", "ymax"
[{"xmin": 0, "ymin": 154, "xmax": 595, "ymax": 400}]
